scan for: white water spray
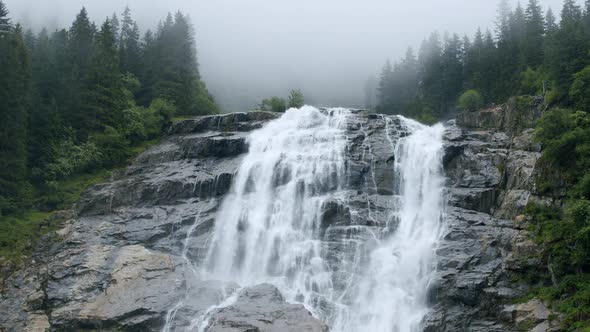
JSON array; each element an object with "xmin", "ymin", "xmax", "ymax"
[
  {"xmin": 196, "ymin": 107, "xmax": 445, "ymax": 332},
  {"xmin": 334, "ymin": 118, "xmax": 445, "ymax": 332},
  {"xmin": 202, "ymin": 106, "xmax": 349, "ymax": 312}
]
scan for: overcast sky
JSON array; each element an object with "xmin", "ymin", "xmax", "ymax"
[{"xmin": 5, "ymin": 0, "xmax": 569, "ymax": 111}]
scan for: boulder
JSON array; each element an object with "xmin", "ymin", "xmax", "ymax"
[{"xmin": 206, "ymin": 284, "xmax": 329, "ymax": 332}]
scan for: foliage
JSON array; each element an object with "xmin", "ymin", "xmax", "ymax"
[
  {"xmin": 91, "ymin": 126, "xmax": 131, "ymax": 168},
  {"xmin": 0, "ymin": 22, "xmax": 31, "ymax": 216},
  {"xmin": 0, "ymin": 3, "xmax": 217, "ymax": 219},
  {"xmin": 570, "ymin": 65, "xmax": 590, "ymax": 112},
  {"xmin": 375, "ymin": 0, "xmax": 590, "ymax": 122},
  {"xmin": 528, "ymin": 99, "xmax": 590, "ymax": 329},
  {"xmin": 44, "ymin": 139, "xmax": 102, "ymax": 181},
  {"xmin": 458, "ymin": 90, "xmax": 484, "ymax": 112},
  {"xmin": 260, "ymin": 96, "xmax": 287, "ymax": 112},
  {"xmin": 288, "ymin": 89, "xmax": 305, "ymax": 108},
  {"xmin": 520, "ymin": 67, "xmax": 549, "ymax": 95},
  {"xmin": 0, "ymin": 211, "xmax": 51, "ymax": 261}
]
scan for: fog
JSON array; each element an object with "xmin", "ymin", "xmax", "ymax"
[{"xmin": 5, "ymin": 0, "xmax": 566, "ymax": 112}]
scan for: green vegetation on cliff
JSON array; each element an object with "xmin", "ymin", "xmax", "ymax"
[
  {"xmin": 0, "ymin": 2, "xmax": 219, "ymax": 261},
  {"xmin": 526, "ymin": 108, "xmax": 590, "ymax": 330}
]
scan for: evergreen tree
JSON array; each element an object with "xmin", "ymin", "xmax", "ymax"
[
  {"xmin": 545, "ymin": 8, "xmax": 558, "ymax": 34},
  {"xmin": 27, "ymin": 28, "xmax": 61, "ymax": 179},
  {"xmin": 561, "ymin": 0, "xmax": 582, "ymax": 25},
  {"xmin": 363, "ymin": 75, "xmax": 377, "ymax": 110},
  {"xmin": 0, "ymin": 0, "xmax": 9, "ymax": 31},
  {"xmin": 119, "ymin": 6, "xmax": 141, "ymax": 76},
  {"xmin": 152, "ymin": 12, "xmax": 217, "ymax": 115},
  {"xmin": 524, "ymin": 0, "xmax": 545, "ymax": 67},
  {"xmin": 65, "ymin": 7, "xmax": 95, "ymax": 138},
  {"xmin": 496, "ymin": 0, "xmax": 512, "ymax": 44},
  {"xmin": 419, "ymin": 32, "xmax": 444, "ymax": 116},
  {"xmin": 137, "ymin": 29, "xmax": 157, "ymax": 106},
  {"xmin": 377, "ymin": 59, "xmax": 394, "ymax": 111},
  {"xmin": 440, "ymin": 33, "xmax": 464, "ymax": 112},
  {"xmin": 545, "ymin": 0, "xmax": 588, "ymax": 102},
  {"xmin": 111, "ymin": 13, "xmax": 120, "ymax": 44},
  {"xmin": 585, "ymin": 0, "xmax": 590, "ymax": 33},
  {"xmin": 85, "ymin": 18, "xmax": 130, "ymax": 130},
  {"xmin": 464, "ymin": 28, "xmax": 484, "ymax": 91},
  {"xmin": 0, "ymin": 22, "xmax": 31, "ymax": 214}
]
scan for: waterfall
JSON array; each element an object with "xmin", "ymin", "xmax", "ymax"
[
  {"xmin": 202, "ymin": 106, "xmax": 350, "ymax": 311},
  {"xmin": 196, "ymin": 107, "xmax": 445, "ymax": 332},
  {"xmin": 334, "ymin": 118, "xmax": 445, "ymax": 332}
]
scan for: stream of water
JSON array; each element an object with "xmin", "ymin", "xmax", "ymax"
[{"xmin": 166, "ymin": 106, "xmax": 446, "ymax": 332}]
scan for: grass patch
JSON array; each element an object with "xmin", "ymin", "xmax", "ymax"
[
  {"xmin": 0, "ymin": 210, "xmax": 52, "ymax": 261},
  {"xmin": 172, "ymin": 115, "xmax": 197, "ymax": 123},
  {"xmin": 0, "ymin": 138, "xmax": 161, "ymax": 264}
]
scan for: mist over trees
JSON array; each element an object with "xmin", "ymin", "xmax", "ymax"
[
  {"xmin": 375, "ymin": 0, "xmax": 590, "ymax": 122},
  {"xmin": 365, "ymin": 1, "xmax": 590, "ymax": 328},
  {"xmin": 0, "ymin": 1, "xmax": 218, "ymax": 216}
]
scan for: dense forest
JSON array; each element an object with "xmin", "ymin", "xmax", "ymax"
[
  {"xmin": 376, "ymin": 0, "xmax": 590, "ymax": 329},
  {"xmin": 376, "ymin": 0, "xmax": 590, "ymax": 122},
  {"xmin": 0, "ymin": 1, "xmax": 218, "ymax": 223}
]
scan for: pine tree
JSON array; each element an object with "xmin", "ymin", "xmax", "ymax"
[
  {"xmin": 0, "ymin": 22, "xmax": 31, "ymax": 214},
  {"xmin": 418, "ymin": 32, "xmax": 445, "ymax": 116},
  {"xmin": 377, "ymin": 59, "xmax": 394, "ymax": 112},
  {"xmin": 119, "ymin": 6, "xmax": 141, "ymax": 76},
  {"xmin": 524, "ymin": 0, "xmax": 545, "ymax": 67},
  {"xmin": 65, "ymin": 7, "xmax": 95, "ymax": 138},
  {"xmin": 85, "ymin": 18, "xmax": 130, "ymax": 130},
  {"xmin": 545, "ymin": 8, "xmax": 558, "ymax": 34},
  {"xmin": 151, "ymin": 12, "xmax": 218, "ymax": 115},
  {"xmin": 561, "ymin": 0, "xmax": 582, "ymax": 26},
  {"xmin": 0, "ymin": 0, "xmax": 9, "ymax": 31},
  {"xmin": 496, "ymin": 0, "xmax": 512, "ymax": 45},
  {"xmin": 363, "ymin": 75, "xmax": 377, "ymax": 110},
  {"xmin": 545, "ymin": 0, "xmax": 588, "ymax": 102},
  {"xmin": 111, "ymin": 12, "xmax": 120, "ymax": 44},
  {"xmin": 584, "ymin": 0, "xmax": 590, "ymax": 33},
  {"xmin": 137, "ymin": 29, "xmax": 157, "ymax": 106},
  {"xmin": 27, "ymin": 28, "xmax": 61, "ymax": 178},
  {"xmin": 440, "ymin": 33, "xmax": 464, "ymax": 112}
]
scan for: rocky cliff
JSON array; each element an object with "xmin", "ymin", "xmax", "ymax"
[{"xmin": 0, "ymin": 104, "xmax": 554, "ymax": 332}]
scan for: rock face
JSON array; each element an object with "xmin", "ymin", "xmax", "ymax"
[
  {"xmin": 426, "ymin": 100, "xmax": 558, "ymax": 332},
  {"xmin": 206, "ymin": 284, "xmax": 329, "ymax": 332},
  {"xmin": 0, "ymin": 105, "xmax": 553, "ymax": 332}
]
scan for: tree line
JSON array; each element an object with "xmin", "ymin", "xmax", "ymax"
[
  {"xmin": 0, "ymin": 2, "xmax": 219, "ymax": 216},
  {"xmin": 375, "ymin": 0, "xmax": 590, "ymax": 122}
]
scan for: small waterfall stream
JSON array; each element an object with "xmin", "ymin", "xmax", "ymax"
[
  {"xmin": 168, "ymin": 106, "xmax": 446, "ymax": 332},
  {"xmin": 334, "ymin": 118, "xmax": 445, "ymax": 332},
  {"xmin": 202, "ymin": 106, "xmax": 349, "ymax": 311}
]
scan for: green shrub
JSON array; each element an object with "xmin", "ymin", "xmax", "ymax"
[
  {"xmin": 570, "ymin": 66, "xmax": 590, "ymax": 113},
  {"xmin": 193, "ymin": 83, "xmax": 220, "ymax": 115},
  {"xmin": 288, "ymin": 89, "xmax": 305, "ymax": 109},
  {"xmin": 260, "ymin": 96, "xmax": 287, "ymax": 112},
  {"xmin": 520, "ymin": 67, "xmax": 549, "ymax": 95},
  {"xmin": 45, "ymin": 139, "xmax": 102, "ymax": 181},
  {"xmin": 91, "ymin": 126, "xmax": 130, "ymax": 168},
  {"xmin": 458, "ymin": 90, "xmax": 484, "ymax": 112}
]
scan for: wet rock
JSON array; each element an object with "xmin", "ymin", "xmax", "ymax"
[
  {"xmin": 501, "ymin": 299, "xmax": 556, "ymax": 331},
  {"xmin": 0, "ymin": 106, "xmax": 554, "ymax": 332},
  {"xmin": 206, "ymin": 284, "xmax": 329, "ymax": 332},
  {"xmin": 457, "ymin": 105, "xmax": 506, "ymax": 129}
]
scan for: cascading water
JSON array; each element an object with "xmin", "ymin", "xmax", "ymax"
[
  {"xmin": 333, "ymin": 118, "xmax": 446, "ymax": 332},
  {"xmin": 202, "ymin": 106, "xmax": 350, "ymax": 311},
  {"xmin": 189, "ymin": 107, "xmax": 446, "ymax": 332}
]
